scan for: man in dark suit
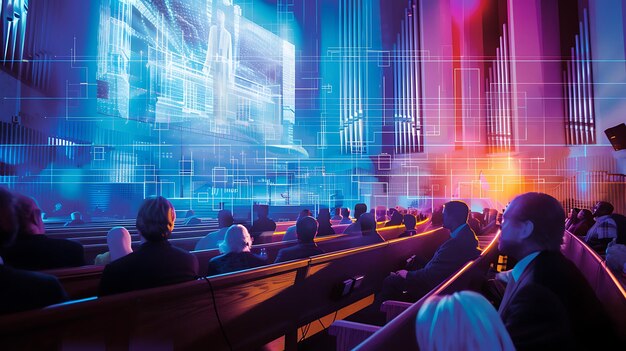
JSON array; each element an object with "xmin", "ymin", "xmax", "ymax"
[
  {"xmin": 3, "ymin": 194, "xmax": 85, "ymax": 270},
  {"xmin": 497, "ymin": 192, "xmax": 616, "ymax": 350},
  {"xmin": 250, "ymin": 204, "xmax": 276, "ymax": 240},
  {"xmin": 99, "ymin": 196, "xmax": 199, "ymax": 296},
  {"xmin": 275, "ymin": 216, "xmax": 324, "ymax": 263},
  {"xmin": 376, "ymin": 200, "xmax": 481, "ymax": 303},
  {"xmin": 0, "ymin": 187, "xmax": 67, "ymax": 315}
]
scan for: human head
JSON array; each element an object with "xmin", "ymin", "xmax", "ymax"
[
  {"xmin": 416, "ymin": 291, "xmax": 515, "ymax": 351},
  {"xmin": 354, "ymin": 203, "xmax": 367, "ymax": 220},
  {"xmin": 219, "ymin": 224, "xmax": 253, "ymax": 254},
  {"xmin": 296, "ymin": 216, "xmax": 318, "ymax": 243},
  {"xmin": 217, "ymin": 209, "xmax": 234, "ymax": 228},
  {"xmin": 568, "ymin": 208, "xmax": 580, "ymax": 219},
  {"xmin": 577, "ymin": 208, "xmax": 593, "ymax": 221},
  {"xmin": 136, "ymin": 196, "xmax": 176, "ymax": 242},
  {"xmin": 442, "ymin": 201, "xmax": 469, "ymax": 231},
  {"xmin": 14, "ymin": 194, "xmax": 45, "ymax": 236},
  {"xmin": 256, "ymin": 204, "xmax": 269, "ymax": 219},
  {"xmin": 341, "ymin": 207, "xmax": 350, "ymax": 219},
  {"xmin": 297, "ymin": 209, "xmax": 312, "ymax": 220},
  {"xmin": 359, "ymin": 213, "xmax": 377, "ymax": 236},
  {"xmin": 70, "ymin": 211, "xmax": 82, "ymax": 221},
  {"xmin": 430, "ymin": 206, "xmax": 444, "ymax": 226},
  {"xmin": 499, "ymin": 192, "xmax": 565, "ymax": 260},
  {"xmin": 404, "ymin": 214, "xmax": 416, "ymax": 230},
  {"xmin": 592, "ymin": 201, "xmax": 614, "ymax": 218},
  {"xmin": 107, "ymin": 226, "xmax": 133, "ymax": 261},
  {"xmin": 0, "ymin": 187, "xmax": 18, "ymax": 248},
  {"xmin": 317, "ymin": 208, "xmax": 331, "ymax": 223},
  {"xmin": 333, "ymin": 207, "xmax": 341, "ymax": 217}
]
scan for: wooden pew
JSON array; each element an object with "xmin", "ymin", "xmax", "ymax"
[{"xmin": 0, "ymin": 228, "xmax": 450, "ymax": 351}]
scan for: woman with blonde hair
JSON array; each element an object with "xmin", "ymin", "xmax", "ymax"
[
  {"xmin": 416, "ymin": 291, "xmax": 515, "ymax": 351},
  {"xmin": 207, "ymin": 224, "xmax": 266, "ymax": 275}
]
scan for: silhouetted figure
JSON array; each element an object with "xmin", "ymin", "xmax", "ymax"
[
  {"xmin": 331, "ymin": 207, "xmax": 343, "ymax": 221},
  {"xmin": 183, "ymin": 209, "xmax": 202, "ymax": 226},
  {"xmin": 375, "ymin": 206, "xmax": 389, "ymax": 222},
  {"xmin": 605, "ymin": 213, "xmax": 626, "ymax": 274},
  {"xmin": 275, "ymin": 217, "xmax": 324, "ymax": 263},
  {"xmin": 565, "ymin": 208, "xmax": 580, "ymax": 232},
  {"xmin": 384, "ymin": 210, "xmax": 403, "ymax": 227},
  {"xmin": 0, "ymin": 188, "xmax": 67, "ymax": 315},
  {"xmin": 570, "ymin": 209, "xmax": 595, "ymax": 237},
  {"xmin": 195, "ymin": 210, "xmax": 233, "ymax": 251},
  {"xmin": 339, "ymin": 207, "xmax": 352, "ymax": 224},
  {"xmin": 316, "ymin": 208, "xmax": 335, "ymax": 237},
  {"xmin": 3, "ymin": 195, "xmax": 85, "ymax": 270},
  {"xmin": 94, "ymin": 226, "xmax": 133, "ymax": 265},
  {"xmin": 467, "ymin": 214, "xmax": 482, "ymax": 235},
  {"xmin": 344, "ymin": 203, "xmax": 367, "ymax": 235},
  {"xmin": 99, "ymin": 196, "xmax": 199, "ymax": 296},
  {"xmin": 250, "ymin": 205, "xmax": 276, "ymax": 240},
  {"xmin": 399, "ymin": 214, "xmax": 417, "ymax": 237},
  {"xmin": 355, "ymin": 213, "xmax": 385, "ymax": 245},
  {"xmin": 282, "ymin": 209, "xmax": 312, "ymax": 242},
  {"xmin": 64, "ymin": 211, "xmax": 85, "ymax": 227},
  {"xmin": 584, "ymin": 201, "xmax": 617, "ymax": 254},
  {"xmin": 497, "ymin": 192, "xmax": 616, "ymax": 350},
  {"xmin": 207, "ymin": 225, "xmax": 266, "ymax": 275}
]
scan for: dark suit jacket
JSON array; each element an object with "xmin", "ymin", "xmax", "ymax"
[
  {"xmin": 2, "ymin": 235, "xmax": 85, "ymax": 270},
  {"xmin": 207, "ymin": 252, "xmax": 266, "ymax": 276},
  {"xmin": 274, "ymin": 242, "xmax": 325, "ymax": 263},
  {"xmin": 405, "ymin": 224, "xmax": 480, "ymax": 298},
  {"xmin": 250, "ymin": 218, "xmax": 277, "ymax": 238},
  {"xmin": 0, "ymin": 264, "xmax": 68, "ymax": 315},
  {"xmin": 99, "ymin": 240, "xmax": 198, "ymax": 296},
  {"xmin": 498, "ymin": 250, "xmax": 616, "ymax": 351}
]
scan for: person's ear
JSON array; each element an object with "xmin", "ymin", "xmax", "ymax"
[{"xmin": 519, "ymin": 220, "xmax": 534, "ymax": 240}]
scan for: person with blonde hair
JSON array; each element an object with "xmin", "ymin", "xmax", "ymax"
[
  {"xmin": 94, "ymin": 227, "xmax": 133, "ymax": 265},
  {"xmin": 207, "ymin": 224, "xmax": 266, "ymax": 275},
  {"xmin": 416, "ymin": 291, "xmax": 515, "ymax": 351}
]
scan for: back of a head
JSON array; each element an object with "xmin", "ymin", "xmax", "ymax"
[
  {"xmin": 107, "ymin": 226, "xmax": 133, "ymax": 260},
  {"xmin": 341, "ymin": 207, "xmax": 350, "ymax": 218},
  {"xmin": 296, "ymin": 216, "xmax": 318, "ymax": 242},
  {"xmin": 443, "ymin": 201, "xmax": 470, "ymax": 222},
  {"xmin": 611, "ymin": 213, "xmax": 626, "ymax": 245},
  {"xmin": 359, "ymin": 213, "xmax": 377, "ymax": 235},
  {"xmin": 217, "ymin": 209, "xmax": 234, "ymax": 228},
  {"xmin": 416, "ymin": 291, "xmax": 515, "ymax": 351},
  {"xmin": 354, "ymin": 203, "xmax": 367, "ymax": 219},
  {"xmin": 430, "ymin": 206, "xmax": 444, "ymax": 226},
  {"xmin": 297, "ymin": 209, "xmax": 312, "ymax": 221},
  {"xmin": 317, "ymin": 208, "xmax": 331, "ymax": 223},
  {"xmin": 256, "ymin": 205, "xmax": 269, "ymax": 218},
  {"xmin": 404, "ymin": 214, "xmax": 416, "ymax": 230},
  {"xmin": 136, "ymin": 196, "xmax": 176, "ymax": 242},
  {"xmin": 579, "ymin": 208, "xmax": 593, "ymax": 221},
  {"xmin": 14, "ymin": 194, "xmax": 45, "ymax": 236},
  {"xmin": 390, "ymin": 210, "xmax": 403, "ymax": 224},
  {"xmin": 334, "ymin": 207, "xmax": 341, "ymax": 216},
  {"xmin": 0, "ymin": 187, "xmax": 18, "ymax": 248},
  {"xmin": 509, "ymin": 192, "xmax": 565, "ymax": 251},
  {"xmin": 219, "ymin": 224, "xmax": 252, "ymax": 254}
]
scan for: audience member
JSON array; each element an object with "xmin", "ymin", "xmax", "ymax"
[
  {"xmin": 416, "ymin": 291, "xmax": 515, "ymax": 351},
  {"xmin": 0, "ymin": 188, "xmax": 67, "ymax": 315},
  {"xmin": 570, "ymin": 208, "xmax": 594, "ymax": 237},
  {"xmin": 353, "ymin": 213, "xmax": 386, "ymax": 247},
  {"xmin": 207, "ymin": 225, "xmax": 266, "ymax": 275},
  {"xmin": 424, "ymin": 205, "xmax": 444, "ymax": 231},
  {"xmin": 584, "ymin": 201, "xmax": 617, "ymax": 253},
  {"xmin": 399, "ymin": 214, "xmax": 417, "ymax": 237},
  {"xmin": 343, "ymin": 203, "xmax": 367, "ymax": 235},
  {"xmin": 99, "ymin": 196, "xmax": 198, "ymax": 296},
  {"xmin": 605, "ymin": 213, "xmax": 626, "ymax": 274},
  {"xmin": 282, "ymin": 209, "xmax": 312, "ymax": 242},
  {"xmin": 275, "ymin": 217, "xmax": 324, "ymax": 263},
  {"xmin": 64, "ymin": 211, "xmax": 85, "ymax": 227},
  {"xmin": 384, "ymin": 210, "xmax": 403, "ymax": 227},
  {"xmin": 250, "ymin": 204, "xmax": 276, "ymax": 239},
  {"xmin": 94, "ymin": 227, "xmax": 133, "ymax": 265},
  {"xmin": 339, "ymin": 207, "xmax": 352, "ymax": 224},
  {"xmin": 497, "ymin": 192, "xmax": 616, "ymax": 350},
  {"xmin": 316, "ymin": 208, "xmax": 335, "ymax": 237},
  {"xmin": 375, "ymin": 206, "xmax": 389, "ymax": 222},
  {"xmin": 183, "ymin": 209, "xmax": 202, "ymax": 226},
  {"xmin": 331, "ymin": 207, "xmax": 343, "ymax": 221},
  {"xmin": 3, "ymin": 194, "xmax": 85, "ymax": 270},
  {"xmin": 375, "ymin": 201, "xmax": 480, "ymax": 304},
  {"xmin": 467, "ymin": 213, "xmax": 482, "ymax": 235},
  {"xmin": 194, "ymin": 210, "xmax": 234, "ymax": 250},
  {"xmin": 564, "ymin": 207, "xmax": 580, "ymax": 231}
]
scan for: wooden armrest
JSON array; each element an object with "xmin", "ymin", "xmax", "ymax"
[
  {"xmin": 329, "ymin": 320, "xmax": 382, "ymax": 351},
  {"xmin": 380, "ymin": 300, "xmax": 413, "ymax": 322}
]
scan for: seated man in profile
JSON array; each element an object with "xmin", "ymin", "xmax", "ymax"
[
  {"xmin": 584, "ymin": 201, "xmax": 617, "ymax": 253},
  {"xmin": 376, "ymin": 201, "xmax": 480, "ymax": 303},
  {"xmin": 275, "ymin": 216, "xmax": 324, "ymax": 263},
  {"xmin": 0, "ymin": 188, "xmax": 67, "ymax": 315},
  {"xmin": 99, "ymin": 196, "xmax": 198, "ymax": 296},
  {"xmin": 3, "ymin": 195, "xmax": 85, "ymax": 270},
  {"xmin": 194, "ymin": 210, "xmax": 233, "ymax": 250}
]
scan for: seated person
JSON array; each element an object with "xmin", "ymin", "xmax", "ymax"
[
  {"xmin": 343, "ymin": 203, "xmax": 368, "ymax": 235},
  {"xmin": 283, "ymin": 209, "xmax": 312, "ymax": 242},
  {"xmin": 570, "ymin": 208, "xmax": 594, "ymax": 237},
  {"xmin": 275, "ymin": 216, "xmax": 324, "ymax": 263},
  {"xmin": 399, "ymin": 214, "xmax": 417, "ymax": 237},
  {"xmin": 339, "ymin": 207, "xmax": 353, "ymax": 224},
  {"xmin": 194, "ymin": 210, "xmax": 233, "ymax": 250},
  {"xmin": 0, "ymin": 188, "xmax": 67, "ymax": 315},
  {"xmin": 584, "ymin": 201, "xmax": 617, "ymax": 253},
  {"xmin": 316, "ymin": 208, "xmax": 335, "ymax": 237},
  {"xmin": 207, "ymin": 225, "xmax": 266, "ymax": 275},
  {"xmin": 64, "ymin": 211, "xmax": 85, "ymax": 227},
  {"xmin": 467, "ymin": 213, "xmax": 482, "ymax": 235},
  {"xmin": 376, "ymin": 201, "xmax": 480, "ymax": 304},
  {"xmin": 98, "ymin": 196, "xmax": 199, "ymax": 296},
  {"xmin": 3, "ymin": 195, "xmax": 85, "ymax": 270},
  {"xmin": 331, "ymin": 207, "xmax": 343, "ymax": 221},
  {"xmin": 355, "ymin": 213, "xmax": 385, "ymax": 246},
  {"xmin": 605, "ymin": 213, "xmax": 626, "ymax": 273},
  {"xmin": 183, "ymin": 209, "xmax": 202, "ymax": 226},
  {"xmin": 94, "ymin": 226, "xmax": 133, "ymax": 265},
  {"xmin": 250, "ymin": 205, "xmax": 276, "ymax": 239},
  {"xmin": 564, "ymin": 207, "xmax": 580, "ymax": 232},
  {"xmin": 375, "ymin": 206, "xmax": 389, "ymax": 222},
  {"xmin": 424, "ymin": 205, "xmax": 444, "ymax": 231},
  {"xmin": 416, "ymin": 291, "xmax": 515, "ymax": 351},
  {"xmin": 384, "ymin": 210, "xmax": 403, "ymax": 227}
]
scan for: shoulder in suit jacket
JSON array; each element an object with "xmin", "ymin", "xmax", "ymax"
[
  {"xmin": 0, "ymin": 264, "xmax": 68, "ymax": 314},
  {"xmin": 274, "ymin": 242, "xmax": 325, "ymax": 263},
  {"xmin": 3, "ymin": 235, "xmax": 85, "ymax": 270}
]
